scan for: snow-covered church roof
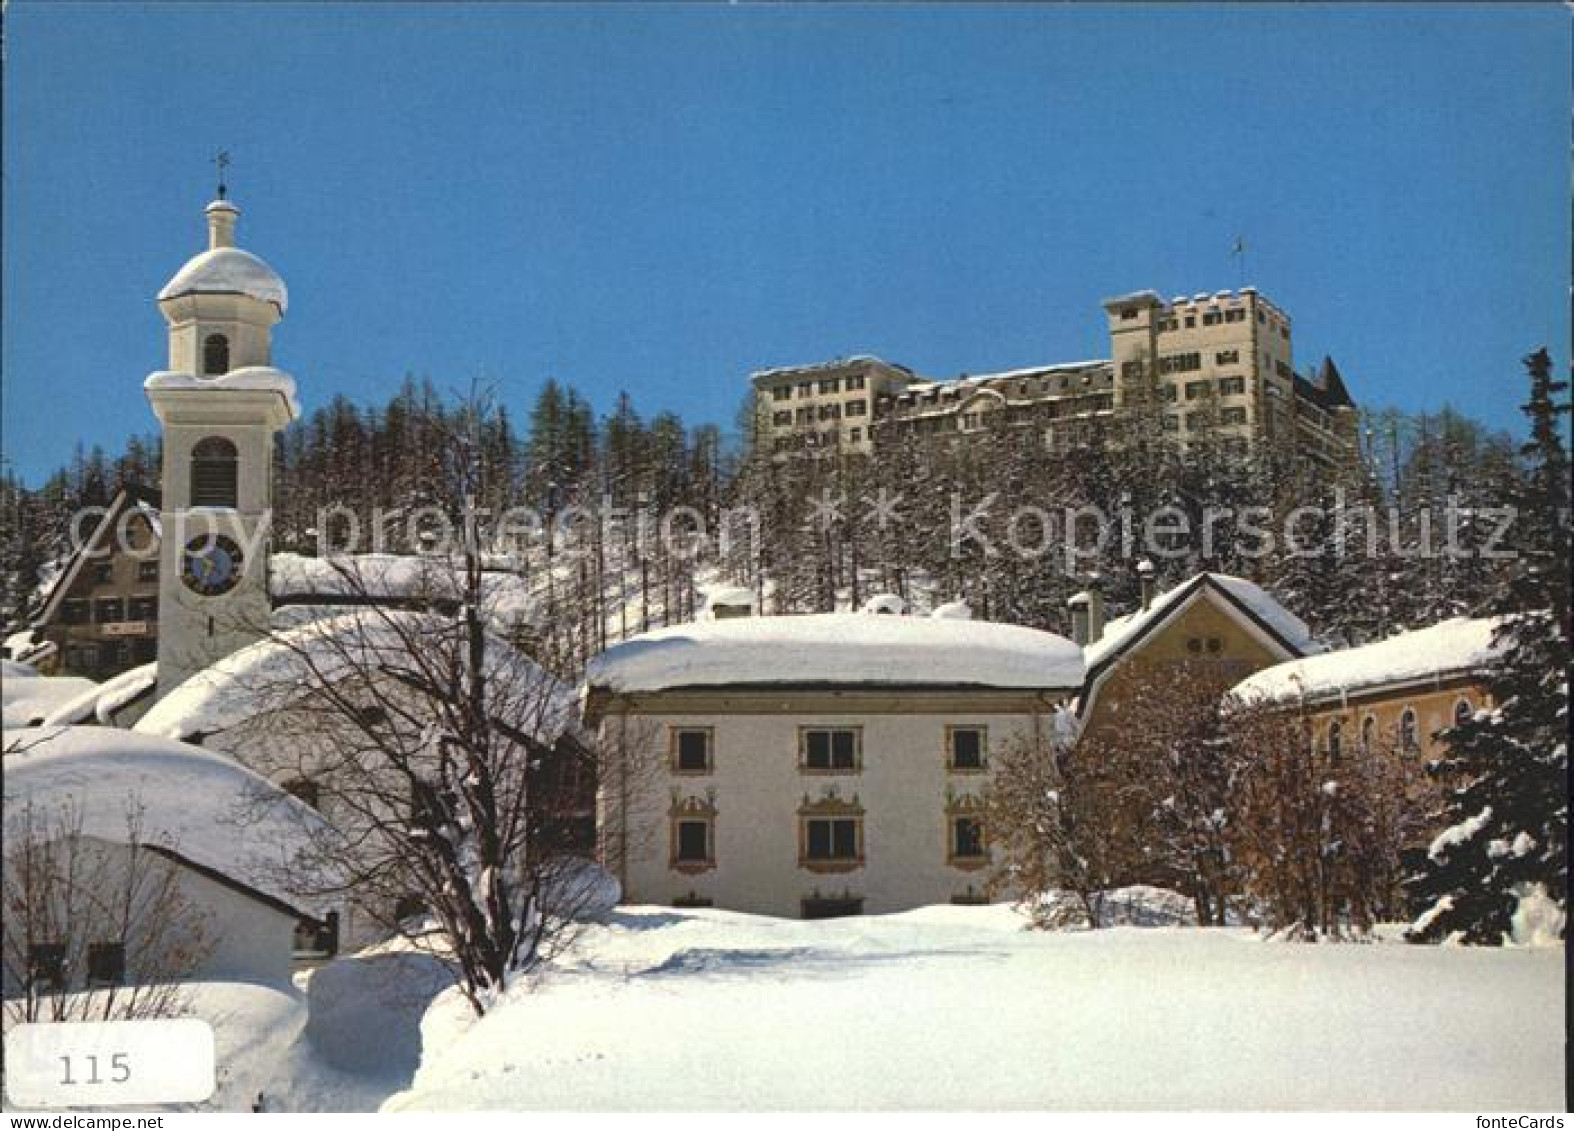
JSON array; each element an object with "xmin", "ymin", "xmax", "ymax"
[
  {"xmin": 158, "ymin": 245, "xmax": 288, "ymax": 313},
  {"xmin": 136, "ymin": 608, "xmax": 578, "ymax": 747},
  {"xmin": 585, "ymin": 613, "xmax": 1085, "ymax": 693},
  {"xmin": 1228, "ymin": 617, "xmax": 1503, "ymax": 708},
  {"xmin": 3, "ymin": 726, "xmax": 332, "ymax": 917}
]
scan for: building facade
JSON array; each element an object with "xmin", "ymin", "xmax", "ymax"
[
  {"xmin": 751, "ymin": 287, "xmax": 1358, "ymax": 466},
  {"xmin": 28, "ymin": 485, "xmax": 163, "ymax": 680},
  {"xmin": 1228, "ymin": 617, "xmax": 1500, "ymax": 781},
  {"xmin": 584, "ymin": 610, "xmax": 1084, "ymax": 918}
]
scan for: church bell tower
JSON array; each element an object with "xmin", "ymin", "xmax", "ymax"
[{"xmin": 146, "ymin": 184, "xmax": 300, "ymax": 695}]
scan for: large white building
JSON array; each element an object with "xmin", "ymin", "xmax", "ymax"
[{"xmin": 583, "ymin": 605, "xmax": 1084, "ymax": 918}]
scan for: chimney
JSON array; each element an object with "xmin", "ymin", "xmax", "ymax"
[
  {"xmin": 1137, "ymin": 558, "xmax": 1156, "ymax": 612},
  {"xmin": 1066, "ymin": 591, "xmax": 1090, "ymax": 646},
  {"xmin": 1086, "ymin": 573, "xmax": 1106, "ymax": 643},
  {"xmin": 206, "ymin": 199, "xmax": 239, "ymax": 250}
]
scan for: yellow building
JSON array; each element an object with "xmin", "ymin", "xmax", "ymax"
[
  {"xmin": 1228, "ymin": 617, "xmax": 1500, "ymax": 769},
  {"xmin": 1072, "ymin": 569, "xmax": 1320, "ymax": 744},
  {"xmin": 750, "ymin": 287, "xmax": 1359, "ymax": 466}
]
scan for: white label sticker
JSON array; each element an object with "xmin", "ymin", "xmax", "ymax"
[{"xmin": 4, "ymin": 1018, "xmax": 215, "ymax": 1108}]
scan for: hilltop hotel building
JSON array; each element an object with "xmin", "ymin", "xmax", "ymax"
[{"xmin": 752, "ymin": 287, "xmax": 1359, "ymax": 466}]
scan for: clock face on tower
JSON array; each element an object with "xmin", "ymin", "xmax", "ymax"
[{"xmin": 181, "ymin": 534, "xmax": 245, "ymax": 597}]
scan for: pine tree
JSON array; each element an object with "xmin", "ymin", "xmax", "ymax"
[{"xmin": 1406, "ymin": 348, "xmax": 1570, "ymax": 944}]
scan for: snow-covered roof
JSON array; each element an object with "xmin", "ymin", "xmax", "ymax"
[
  {"xmin": 1101, "ymin": 289, "xmax": 1162, "ymax": 307},
  {"xmin": 269, "ymin": 553, "xmax": 538, "ymax": 629},
  {"xmin": 144, "ymin": 367, "xmax": 301, "ymax": 418},
  {"xmin": 136, "ymin": 609, "xmax": 577, "ymax": 747},
  {"xmin": 41, "ymin": 662, "xmax": 159, "ymax": 727},
  {"xmin": 1228, "ymin": 617, "xmax": 1503, "ymax": 708},
  {"xmin": 1085, "ymin": 573, "xmax": 1317, "ymax": 672},
  {"xmin": 158, "ymin": 246, "xmax": 288, "ymax": 313},
  {"xmin": 3, "ymin": 669, "xmax": 100, "ymax": 728},
  {"xmin": 2, "ymin": 726, "xmax": 330, "ymax": 917},
  {"xmin": 931, "ymin": 601, "xmax": 972, "ymax": 621},
  {"xmin": 1075, "ymin": 573, "xmax": 1318, "ymax": 719},
  {"xmin": 749, "ymin": 355, "xmax": 915, "ymax": 383},
  {"xmin": 697, "ymin": 584, "xmax": 756, "ymax": 620},
  {"xmin": 585, "ymin": 613, "xmax": 1084, "ymax": 693}
]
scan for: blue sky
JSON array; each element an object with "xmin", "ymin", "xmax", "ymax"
[{"xmin": 3, "ymin": 3, "xmax": 1567, "ymax": 482}]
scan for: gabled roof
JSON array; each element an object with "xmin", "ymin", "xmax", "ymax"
[
  {"xmin": 1294, "ymin": 356, "xmax": 1356, "ymax": 411},
  {"xmin": 1076, "ymin": 573, "xmax": 1319, "ymax": 718},
  {"xmin": 32, "ymin": 483, "xmax": 162, "ymax": 629}
]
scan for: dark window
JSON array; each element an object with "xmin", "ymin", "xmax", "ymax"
[
  {"xmin": 203, "ymin": 333, "xmax": 230, "ymax": 375},
  {"xmin": 1327, "ymin": 721, "xmax": 1343, "ymax": 763},
  {"xmin": 94, "ymin": 597, "xmax": 125, "ymax": 623},
  {"xmin": 191, "ymin": 437, "xmax": 239, "ymax": 508},
  {"xmin": 128, "ymin": 596, "xmax": 158, "ymax": 621},
  {"xmin": 394, "ymin": 895, "xmax": 425, "ymax": 922},
  {"xmin": 92, "ymin": 562, "xmax": 115, "ymax": 585},
  {"xmin": 1453, "ymin": 699, "xmax": 1474, "ymax": 726},
  {"xmin": 137, "ymin": 560, "xmax": 159, "ymax": 582},
  {"xmin": 952, "ymin": 817, "xmax": 985, "ymax": 860},
  {"xmin": 801, "ymin": 896, "xmax": 863, "ymax": 920},
  {"xmin": 803, "ymin": 729, "xmax": 858, "ymax": 771},
  {"xmin": 846, "ymin": 400, "xmax": 867, "ymax": 417},
  {"xmin": 60, "ymin": 599, "xmax": 90, "ymax": 625},
  {"xmin": 1361, "ymin": 715, "xmax": 1377, "ymax": 753},
  {"xmin": 846, "ymin": 374, "xmax": 867, "ymax": 390},
  {"xmin": 354, "ymin": 705, "xmax": 389, "ymax": 729},
  {"xmin": 283, "ymin": 778, "xmax": 321, "ymax": 809},
  {"xmin": 675, "ymin": 819, "xmax": 711, "ymax": 863},
  {"xmin": 28, "ymin": 943, "xmax": 66, "ymax": 991},
  {"xmin": 773, "ymin": 411, "xmax": 792, "ymax": 426},
  {"xmin": 805, "ymin": 818, "xmax": 859, "ymax": 860},
  {"xmin": 1400, "ymin": 708, "xmax": 1420, "ymax": 752},
  {"xmin": 848, "ymin": 427, "xmax": 862, "ymax": 444},
  {"xmin": 771, "ymin": 386, "xmax": 792, "ymax": 402},
  {"xmin": 949, "ymin": 727, "xmax": 985, "ymax": 770},
  {"xmin": 87, "ymin": 942, "xmax": 125, "ymax": 985},
  {"xmin": 1219, "ymin": 377, "xmax": 1246, "ymax": 396},
  {"xmin": 674, "ymin": 729, "xmax": 712, "ymax": 773},
  {"xmin": 1221, "ymin": 407, "xmax": 1248, "ymax": 425}
]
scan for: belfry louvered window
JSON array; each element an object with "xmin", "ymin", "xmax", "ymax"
[
  {"xmin": 203, "ymin": 333, "xmax": 230, "ymax": 375},
  {"xmin": 190, "ymin": 437, "xmax": 238, "ymax": 507}
]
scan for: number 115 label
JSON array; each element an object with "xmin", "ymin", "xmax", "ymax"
[{"xmin": 4, "ymin": 1019, "xmax": 215, "ymax": 1107}]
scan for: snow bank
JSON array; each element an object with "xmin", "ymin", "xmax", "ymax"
[
  {"xmin": 385, "ymin": 903, "xmax": 1564, "ymax": 1111},
  {"xmin": 1, "ymin": 726, "xmax": 333, "ymax": 914},
  {"xmin": 41, "ymin": 661, "xmax": 158, "ymax": 726},
  {"xmin": 304, "ymin": 952, "xmax": 454, "ymax": 1077},
  {"xmin": 1230, "ymin": 617, "xmax": 1500, "ymax": 707},
  {"xmin": 145, "ymin": 366, "xmax": 300, "ymax": 417},
  {"xmin": 2, "ymin": 669, "xmax": 99, "ymax": 727},
  {"xmin": 158, "ymin": 245, "xmax": 288, "ymax": 312},
  {"xmin": 586, "ymin": 613, "xmax": 1084, "ymax": 692},
  {"xmin": 136, "ymin": 609, "xmax": 577, "ymax": 746}
]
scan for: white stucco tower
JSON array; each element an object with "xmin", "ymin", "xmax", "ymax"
[{"xmin": 146, "ymin": 194, "xmax": 300, "ymax": 695}]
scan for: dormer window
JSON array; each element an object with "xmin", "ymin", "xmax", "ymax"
[
  {"xmin": 191, "ymin": 437, "xmax": 238, "ymax": 507},
  {"xmin": 203, "ymin": 333, "xmax": 230, "ymax": 375}
]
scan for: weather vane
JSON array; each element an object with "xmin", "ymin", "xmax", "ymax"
[{"xmin": 213, "ymin": 150, "xmax": 231, "ymax": 200}]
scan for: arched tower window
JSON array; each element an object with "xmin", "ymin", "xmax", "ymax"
[
  {"xmin": 203, "ymin": 333, "xmax": 230, "ymax": 376},
  {"xmin": 1361, "ymin": 714, "xmax": 1377, "ymax": 754},
  {"xmin": 1399, "ymin": 707, "xmax": 1420, "ymax": 753},
  {"xmin": 1453, "ymin": 698, "xmax": 1474, "ymax": 726},
  {"xmin": 1327, "ymin": 720, "xmax": 1343, "ymax": 763},
  {"xmin": 190, "ymin": 437, "xmax": 238, "ymax": 508}
]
